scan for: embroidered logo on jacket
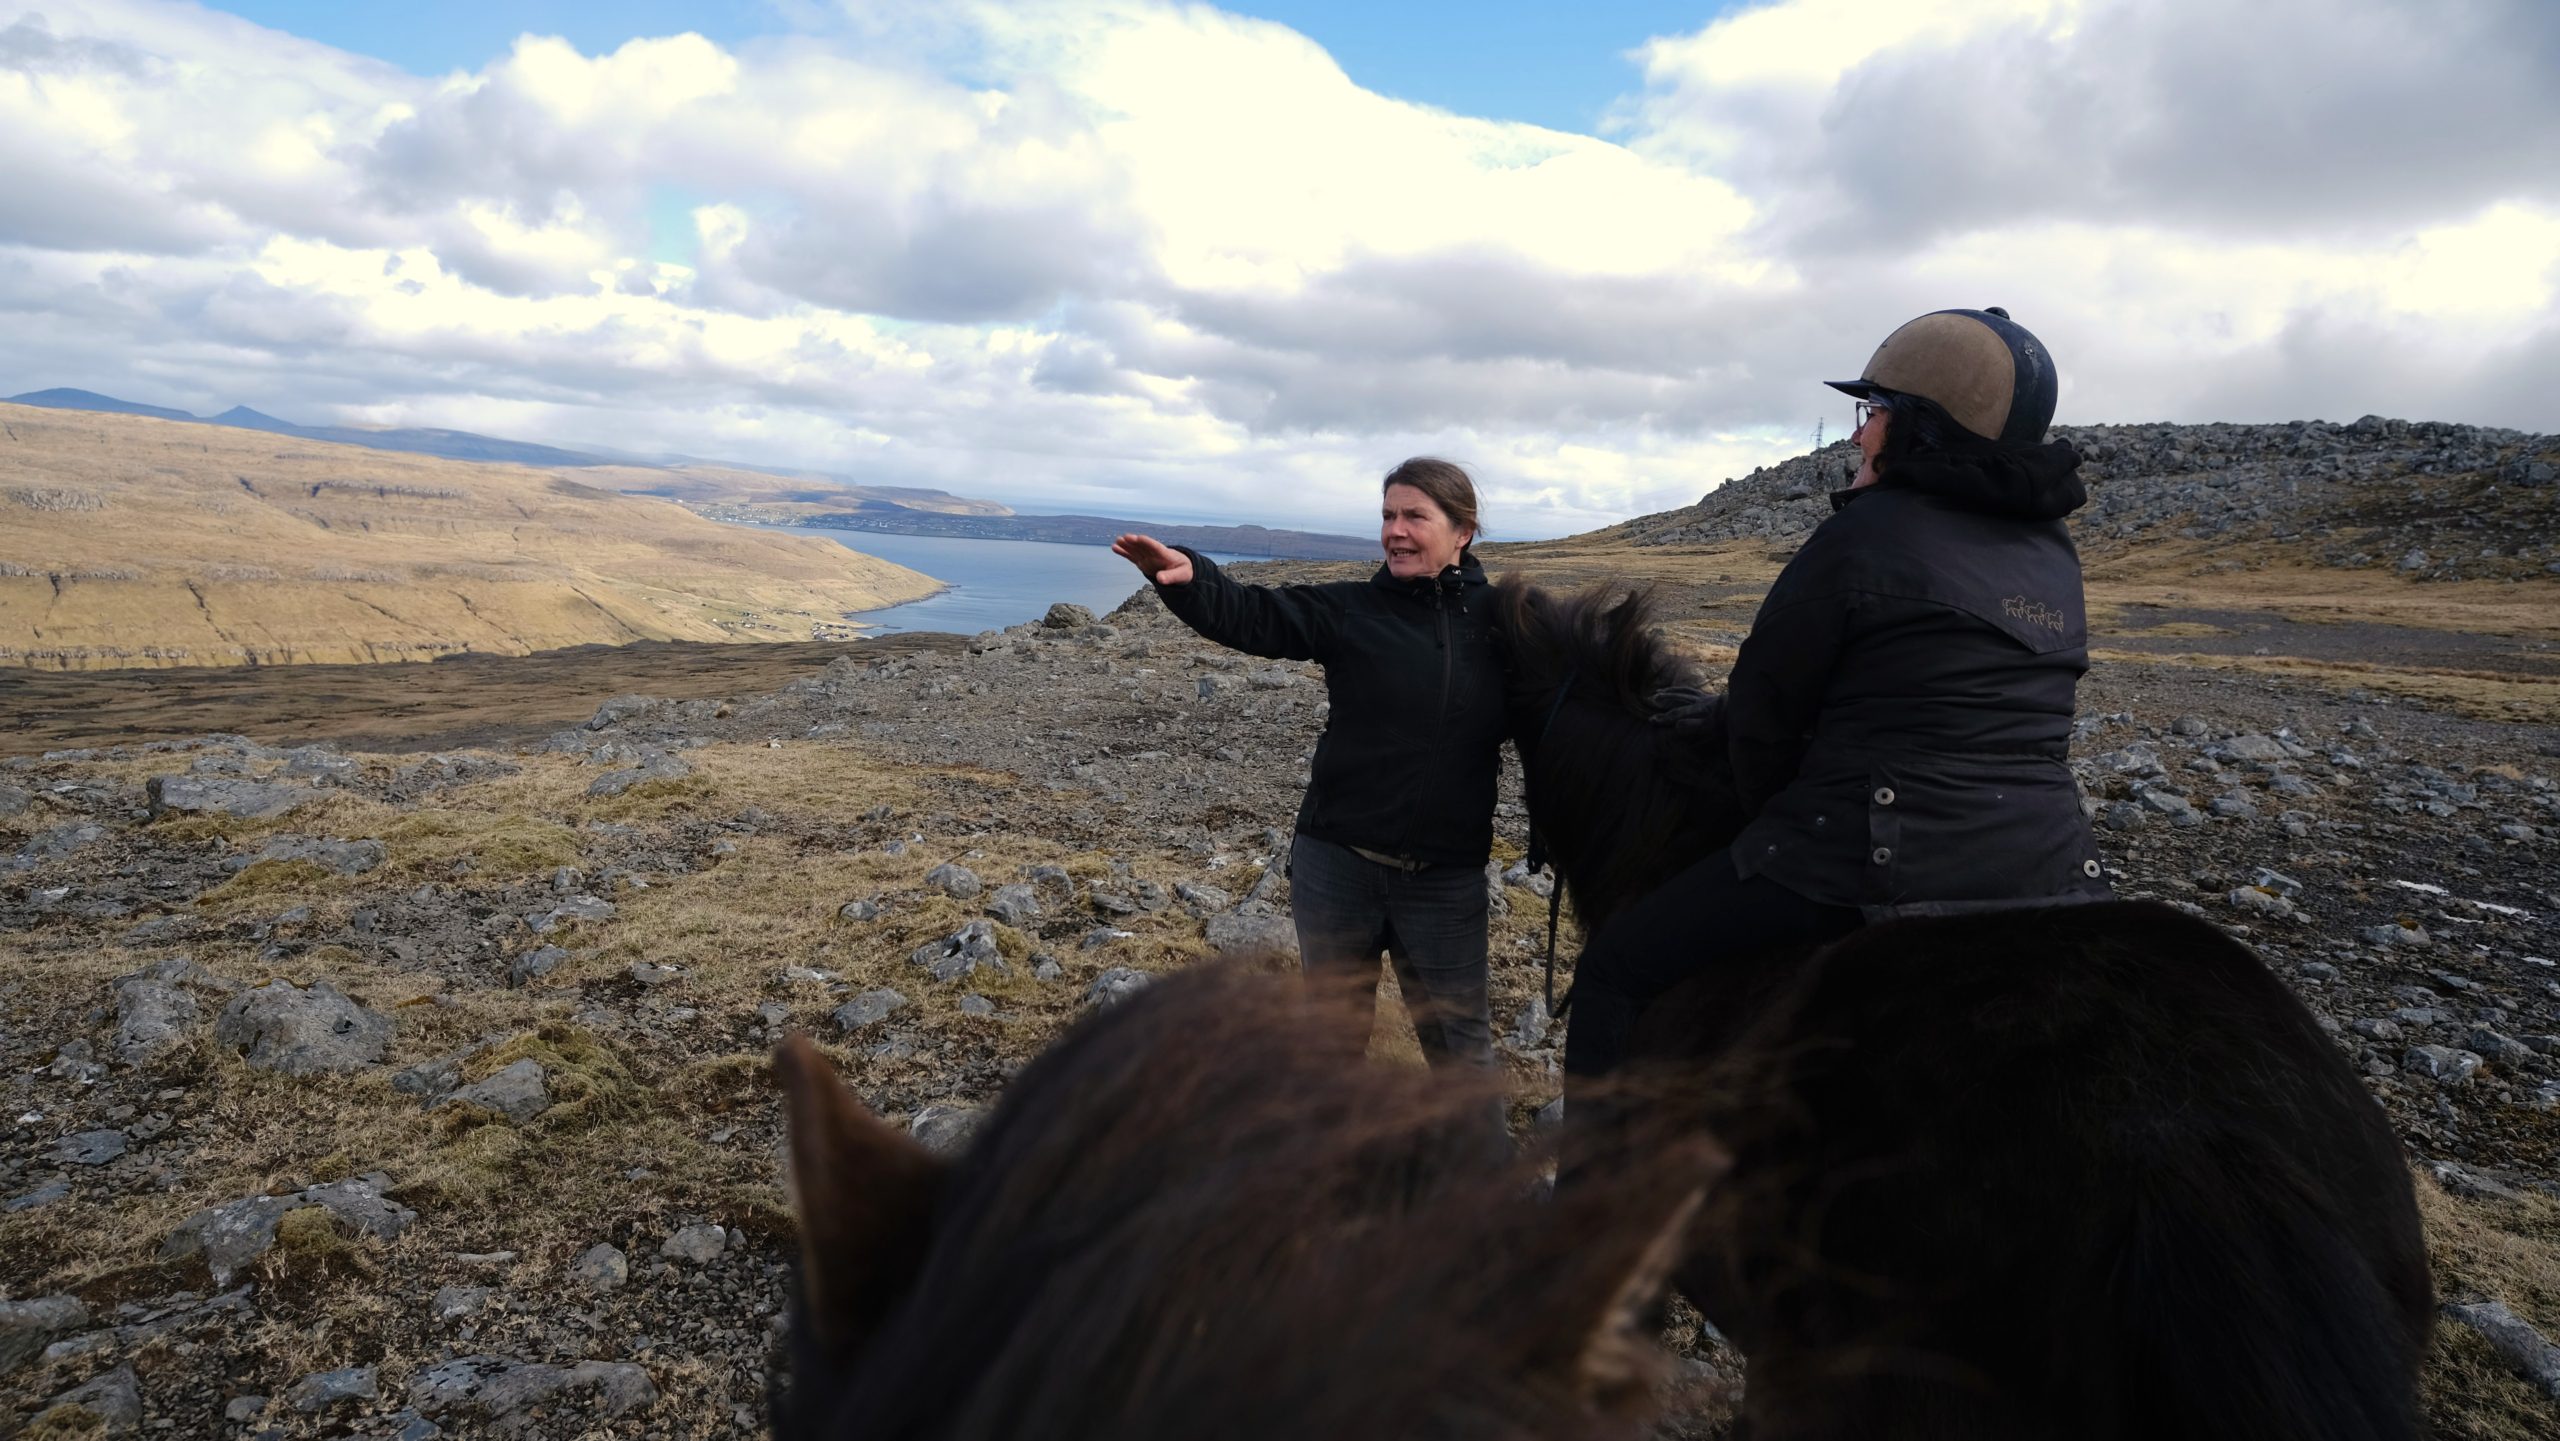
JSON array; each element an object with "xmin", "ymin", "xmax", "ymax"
[{"xmin": 2002, "ymin": 595, "xmax": 2067, "ymax": 632}]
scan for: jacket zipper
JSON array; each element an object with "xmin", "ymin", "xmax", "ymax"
[{"xmin": 1395, "ymin": 582, "xmax": 1455, "ymax": 861}]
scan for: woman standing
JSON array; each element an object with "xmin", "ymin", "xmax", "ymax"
[
  {"xmin": 1112, "ymin": 459, "xmax": 1506, "ymax": 1070},
  {"xmin": 1566, "ymin": 307, "xmax": 2113, "ymax": 1087}
]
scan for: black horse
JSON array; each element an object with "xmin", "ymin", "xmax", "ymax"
[{"xmin": 1495, "ymin": 576, "xmax": 2433, "ymax": 1441}]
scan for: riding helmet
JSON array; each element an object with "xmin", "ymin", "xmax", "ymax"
[{"xmin": 1827, "ymin": 307, "xmax": 2057, "ymax": 446}]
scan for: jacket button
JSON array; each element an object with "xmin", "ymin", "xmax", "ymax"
[
  {"xmin": 1813, "ymin": 813, "xmax": 1827, "ymax": 828},
  {"xmin": 1872, "ymin": 786, "xmax": 1896, "ymax": 806},
  {"xmin": 1870, "ymin": 846, "xmax": 1893, "ymax": 865},
  {"xmin": 2082, "ymin": 858, "xmax": 2102, "ymax": 878}
]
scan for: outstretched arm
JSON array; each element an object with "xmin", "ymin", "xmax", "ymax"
[
  {"xmin": 1126, "ymin": 539, "xmax": 1342, "ymax": 663},
  {"xmin": 1112, "ymin": 533, "xmax": 1193, "ymax": 587}
]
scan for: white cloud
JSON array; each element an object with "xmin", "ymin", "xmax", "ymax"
[{"xmin": 0, "ymin": 0, "xmax": 2548, "ymax": 541}]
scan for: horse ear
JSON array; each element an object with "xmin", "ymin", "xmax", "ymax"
[
  {"xmin": 1538, "ymin": 1136, "xmax": 1726, "ymax": 1403},
  {"xmin": 774, "ymin": 1032, "xmax": 948, "ymax": 1352}
]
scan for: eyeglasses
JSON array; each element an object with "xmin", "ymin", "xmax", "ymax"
[{"xmin": 1853, "ymin": 398, "xmax": 1891, "ymax": 430}]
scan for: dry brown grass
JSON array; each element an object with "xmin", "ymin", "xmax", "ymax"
[
  {"xmin": 0, "ymin": 402, "xmax": 941, "ymax": 670},
  {"xmin": 2418, "ymin": 1180, "xmax": 2560, "ymax": 1438},
  {"xmin": 2090, "ymin": 649, "xmax": 2560, "ymax": 724}
]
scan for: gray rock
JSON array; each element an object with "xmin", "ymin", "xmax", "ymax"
[
  {"xmin": 2465, "ymin": 1027, "xmax": 2538, "ymax": 1069},
  {"xmin": 1173, "ymin": 880, "xmax": 1234, "ymax": 916},
  {"xmin": 627, "ymin": 962, "xmax": 683, "ymax": 988},
  {"xmin": 213, "ymin": 980, "xmax": 393, "ymax": 1074},
  {"xmin": 160, "ymin": 1174, "xmax": 414, "ymax": 1285},
  {"xmin": 228, "ymin": 835, "xmax": 385, "ymax": 876},
  {"xmin": 2349, "ymin": 1018, "xmax": 2405, "ymax": 1044},
  {"xmin": 585, "ymin": 694, "xmax": 663, "ymax": 730},
  {"xmin": 413, "ymin": 1355, "xmax": 656, "ymax": 1419},
  {"xmin": 528, "ymin": 895, "xmax": 616, "ymax": 934},
  {"xmin": 2138, "ymin": 788, "xmax": 2196, "ymax": 820},
  {"xmin": 1510, "ymin": 996, "xmax": 1553, "ymax": 1050},
  {"xmin": 1204, "ymin": 910, "xmax": 1296, "ymax": 957},
  {"xmin": 6, "ymin": 1180, "xmax": 71, "ymax": 1212},
  {"xmin": 112, "ymin": 976, "xmax": 201, "ymax": 1066},
  {"xmin": 287, "ymin": 1365, "xmax": 378, "ymax": 1412},
  {"xmin": 224, "ymin": 1395, "xmax": 267, "ymax": 1423},
  {"xmin": 571, "ymin": 1242, "xmax": 629, "ymax": 1292},
  {"xmin": 833, "ymin": 988, "xmax": 909, "ymax": 1031},
  {"xmin": 2225, "ymin": 886, "xmax": 2293, "ymax": 919},
  {"xmin": 2444, "ymin": 1298, "xmax": 2560, "ymax": 1400},
  {"xmin": 661, "ymin": 1224, "xmax": 726, "ymax": 1264},
  {"xmin": 392, "ymin": 1040, "xmax": 492, "ymax": 1101},
  {"xmin": 1042, "ymin": 602, "xmax": 1096, "ymax": 629},
  {"xmin": 55, "ymin": 1128, "xmax": 128, "ymax": 1166},
  {"xmin": 2219, "ymin": 734, "xmax": 2291, "ymax": 763},
  {"xmin": 2364, "ymin": 922, "xmax": 2432, "ymax": 950},
  {"xmin": 1085, "ymin": 965, "xmax": 1154, "ymax": 1009},
  {"xmin": 508, "ymin": 945, "xmax": 569, "ymax": 987},
  {"xmin": 0, "ymin": 781, "xmax": 27, "ymax": 818},
  {"xmin": 430, "ymin": 1285, "xmax": 491, "ymax": 1323},
  {"xmin": 2169, "ymin": 715, "xmax": 2209, "ymax": 736},
  {"xmin": 585, "ymin": 749, "xmax": 692, "ymax": 798},
  {"xmin": 910, "ymin": 1103, "xmax": 987, "ymax": 1155},
  {"xmin": 1031, "ymin": 955, "xmax": 1064, "ymax": 982},
  {"xmin": 1248, "ymin": 667, "xmax": 1301, "ymax": 689},
  {"xmin": 2, "ymin": 1294, "xmax": 90, "ymax": 1374},
  {"xmin": 2405, "ymin": 1045, "xmax": 2483, "ymax": 1085},
  {"xmin": 924, "ymin": 862, "xmax": 983, "ymax": 899},
  {"xmin": 2397, "ymin": 547, "xmax": 2429, "ymax": 572},
  {"xmin": 146, "ymin": 774, "xmax": 310, "ymax": 820},
  {"xmin": 438, "ymin": 1059, "xmax": 552, "ymax": 1124},
  {"xmin": 2208, "ymin": 791, "xmax": 2259, "ymax": 819},
  {"xmin": 911, "ymin": 919, "xmax": 1004, "ymax": 983},
  {"xmin": 958, "ymin": 993, "xmax": 996, "ymax": 1016},
  {"xmin": 280, "ymin": 746, "xmax": 358, "ymax": 781},
  {"xmin": 838, "ymin": 897, "xmax": 884, "ymax": 922},
  {"xmin": 42, "ymin": 1364, "xmax": 141, "ymax": 1434},
  {"xmin": 985, "ymin": 882, "xmax": 1041, "ymax": 925}
]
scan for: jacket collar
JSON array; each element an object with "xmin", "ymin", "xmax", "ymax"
[{"xmin": 1369, "ymin": 549, "xmax": 1489, "ymax": 597}]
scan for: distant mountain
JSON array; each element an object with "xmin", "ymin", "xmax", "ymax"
[
  {"xmin": 733, "ymin": 500, "xmax": 1379, "ymax": 562},
  {"xmin": 10, "ymin": 387, "xmax": 199, "ymax": 424},
  {"xmin": 8, "ymin": 387, "xmax": 617, "ymax": 467}
]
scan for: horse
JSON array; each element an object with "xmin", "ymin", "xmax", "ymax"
[
  {"xmin": 1493, "ymin": 576, "xmax": 2434, "ymax": 1441},
  {"xmin": 769, "ymin": 963, "xmax": 1728, "ymax": 1441}
]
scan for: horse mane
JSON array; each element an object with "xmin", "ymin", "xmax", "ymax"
[
  {"xmin": 1493, "ymin": 577, "xmax": 1746, "ymax": 929},
  {"xmin": 776, "ymin": 963, "xmax": 1722, "ymax": 1441},
  {"xmin": 1493, "ymin": 577, "xmax": 1701, "ymax": 721}
]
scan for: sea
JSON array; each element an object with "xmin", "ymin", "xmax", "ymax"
[{"xmin": 822, "ymin": 530, "xmax": 1261, "ymax": 635}]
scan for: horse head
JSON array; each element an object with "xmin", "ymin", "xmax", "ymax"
[
  {"xmin": 771, "ymin": 964, "xmax": 1726, "ymax": 1441},
  {"xmin": 1493, "ymin": 577, "xmax": 1747, "ymax": 931}
]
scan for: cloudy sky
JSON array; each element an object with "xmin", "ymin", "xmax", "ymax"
[{"xmin": 3, "ymin": 0, "xmax": 2552, "ymax": 537}]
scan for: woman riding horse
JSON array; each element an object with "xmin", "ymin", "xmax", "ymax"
[{"xmin": 1565, "ymin": 308, "xmax": 2112, "ymax": 1092}]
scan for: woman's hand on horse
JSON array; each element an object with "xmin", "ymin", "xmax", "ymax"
[
  {"xmin": 1648, "ymin": 686, "xmax": 1725, "ymax": 735},
  {"xmin": 1112, "ymin": 534, "xmax": 1193, "ymax": 586}
]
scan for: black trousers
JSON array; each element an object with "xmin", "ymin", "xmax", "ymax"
[{"xmin": 1562, "ymin": 847, "xmax": 1862, "ymax": 1084}]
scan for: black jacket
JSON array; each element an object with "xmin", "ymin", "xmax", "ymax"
[
  {"xmin": 1725, "ymin": 449, "xmax": 2111, "ymax": 918},
  {"xmin": 1155, "ymin": 549, "xmax": 1505, "ymax": 867}
]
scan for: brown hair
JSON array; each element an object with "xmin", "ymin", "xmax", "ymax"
[{"xmin": 1383, "ymin": 457, "xmax": 1484, "ymax": 548}]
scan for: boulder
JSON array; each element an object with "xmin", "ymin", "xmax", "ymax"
[
  {"xmin": 1, "ymin": 1295, "xmax": 90, "ymax": 1375},
  {"xmin": 413, "ymin": 1356, "xmax": 656, "ymax": 1420},
  {"xmin": 146, "ymin": 774, "xmax": 310, "ymax": 820},
  {"xmin": 833, "ymin": 988, "xmax": 909, "ymax": 1032},
  {"xmin": 571, "ymin": 1242, "xmax": 628, "ymax": 1292},
  {"xmin": 161, "ymin": 1174, "xmax": 414, "ymax": 1285},
  {"xmin": 1042, "ymin": 602, "xmax": 1096, "ymax": 629},
  {"xmin": 437, "ymin": 1060, "xmax": 552, "ymax": 1124},
  {"xmin": 112, "ymin": 976, "xmax": 201, "ymax": 1066},
  {"xmin": 661, "ymin": 1224, "xmax": 726, "ymax": 1264},
  {"xmin": 910, "ymin": 1103, "xmax": 987, "ymax": 1155},
  {"xmin": 985, "ymin": 882, "xmax": 1040, "ymax": 925},
  {"xmin": 1085, "ymin": 966, "xmax": 1154, "ymax": 1010},
  {"xmin": 1204, "ymin": 911, "xmax": 1296, "ymax": 957},
  {"xmin": 286, "ymin": 1366, "xmax": 378, "ymax": 1413},
  {"xmin": 911, "ymin": 920, "xmax": 1005, "ymax": 983},
  {"xmin": 225, "ymin": 835, "xmax": 385, "ymax": 876},
  {"xmin": 38, "ymin": 1364, "xmax": 141, "ymax": 1435},
  {"xmin": 213, "ymin": 981, "xmax": 393, "ymax": 1075},
  {"xmin": 924, "ymin": 862, "xmax": 983, "ymax": 899}
]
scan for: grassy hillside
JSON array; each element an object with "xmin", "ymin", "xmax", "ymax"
[{"xmin": 0, "ymin": 404, "xmax": 942, "ymax": 670}]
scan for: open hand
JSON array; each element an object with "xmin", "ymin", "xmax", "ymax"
[{"xmin": 1112, "ymin": 534, "xmax": 1193, "ymax": 586}]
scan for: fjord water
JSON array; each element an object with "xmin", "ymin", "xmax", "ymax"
[{"xmin": 827, "ymin": 530, "xmax": 1256, "ymax": 634}]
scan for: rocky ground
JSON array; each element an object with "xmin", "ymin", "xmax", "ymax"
[{"xmin": 6, "ymin": 476, "xmax": 2560, "ymax": 1435}]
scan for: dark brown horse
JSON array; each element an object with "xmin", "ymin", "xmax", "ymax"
[
  {"xmin": 771, "ymin": 964, "xmax": 1725, "ymax": 1441},
  {"xmin": 1496, "ymin": 576, "xmax": 2433, "ymax": 1441}
]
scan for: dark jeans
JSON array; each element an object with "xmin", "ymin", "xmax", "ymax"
[
  {"xmin": 1288, "ymin": 834, "xmax": 1494, "ymax": 1070},
  {"xmin": 1563, "ymin": 847, "xmax": 1862, "ymax": 1084}
]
